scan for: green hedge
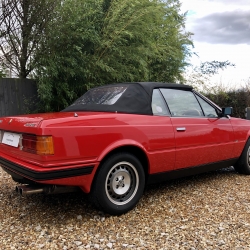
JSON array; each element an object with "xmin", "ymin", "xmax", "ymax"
[{"xmin": 205, "ymin": 89, "xmax": 250, "ymax": 118}]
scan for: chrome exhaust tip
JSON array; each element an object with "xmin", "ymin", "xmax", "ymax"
[
  {"xmin": 15, "ymin": 185, "xmax": 80, "ymax": 196},
  {"xmin": 16, "ymin": 185, "xmax": 44, "ymax": 196}
]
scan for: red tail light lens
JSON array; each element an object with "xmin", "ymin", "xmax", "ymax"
[{"xmin": 22, "ymin": 134, "xmax": 54, "ymax": 155}]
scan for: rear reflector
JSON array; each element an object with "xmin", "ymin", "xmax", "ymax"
[{"xmin": 22, "ymin": 134, "xmax": 54, "ymax": 155}]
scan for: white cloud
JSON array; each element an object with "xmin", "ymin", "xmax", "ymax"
[
  {"xmin": 208, "ymin": 0, "xmax": 250, "ymax": 6},
  {"xmin": 182, "ymin": 0, "xmax": 250, "ymax": 85},
  {"xmin": 193, "ymin": 10, "xmax": 250, "ymax": 44}
]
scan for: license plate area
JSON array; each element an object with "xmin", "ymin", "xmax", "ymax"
[{"xmin": 2, "ymin": 132, "xmax": 21, "ymax": 147}]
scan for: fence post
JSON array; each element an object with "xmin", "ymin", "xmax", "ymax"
[{"xmin": 245, "ymin": 107, "xmax": 250, "ymax": 120}]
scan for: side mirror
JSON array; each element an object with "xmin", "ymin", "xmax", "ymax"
[{"xmin": 221, "ymin": 107, "xmax": 232, "ymax": 117}]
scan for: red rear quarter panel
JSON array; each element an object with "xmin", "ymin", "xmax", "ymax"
[
  {"xmin": 41, "ymin": 113, "xmax": 175, "ymax": 174},
  {"xmin": 0, "ymin": 112, "xmax": 175, "ymax": 191}
]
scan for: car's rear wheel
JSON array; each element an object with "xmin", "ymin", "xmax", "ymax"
[
  {"xmin": 91, "ymin": 152, "xmax": 145, "ymax": 215},
  {"xmin": 234, "ymin": 139, "xmax": 250, "ymax": 175}
]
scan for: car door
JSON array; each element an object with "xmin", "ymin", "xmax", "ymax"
[
  {"xmin": 159, "ymin": 88, "xmax": 235, "ymax": 170},
  {"xmin": 150, "ymin": 89, "xmax": 176, "ymax": 173}
]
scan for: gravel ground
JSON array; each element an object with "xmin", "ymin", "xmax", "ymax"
[{"xmin": 0, "ymin": 167, "xmax": 250, "ymax": 250}]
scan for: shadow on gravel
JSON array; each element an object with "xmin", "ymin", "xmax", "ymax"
[{"xmin": 145, "ymin": 166, "xmax": 237, "ymax": 193}]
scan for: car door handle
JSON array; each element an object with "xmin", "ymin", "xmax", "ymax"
[{"xmin": 176, "ymin": 127, "xmax": 186, "ymax": 132}]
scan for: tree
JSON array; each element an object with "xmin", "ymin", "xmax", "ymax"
[
  {"xmin": 184, "ymin": 60, "xmax": 235, "ymax": 92},
  {"xmin": 0, "ymin": 0, "xmax": 59, "ymax": 78},
  {"xmin": 199, "ymin": 60, "xmax": 235, "ymax": 75},
  {"xmin": 0, "ymin": 69, "xmax": 5, "ymax": 78},
  {"xmin": 37, "ymin": 0, "xmax": 193, "ymax": 111}
]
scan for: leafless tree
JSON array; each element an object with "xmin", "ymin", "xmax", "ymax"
[{"xmin": 0, "ymin": 0, "xmax": 59, "ymax": 78}]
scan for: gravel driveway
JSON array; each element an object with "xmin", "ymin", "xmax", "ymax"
[{"xmin": 0, "ymin": 167, "xmax": 250, "ymax": 250}]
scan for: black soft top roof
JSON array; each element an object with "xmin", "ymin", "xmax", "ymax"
[
  {"xmin": 63, "ymin": 82, "xmax": 193, "ymax": 115},
  {"xmin": 137, "ymin": 82, "xmax": 192, "ymax": 96}
]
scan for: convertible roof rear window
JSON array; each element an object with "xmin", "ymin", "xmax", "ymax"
[{"xmin": 71, "ymin": 86, "xmax": 127, "ymax": 106}]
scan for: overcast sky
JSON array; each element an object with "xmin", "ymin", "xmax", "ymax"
[{"xmin": 181, "ymin": 0, "xmax": 250, "ymax": 87}]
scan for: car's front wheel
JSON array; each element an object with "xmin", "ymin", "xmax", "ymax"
[
  {"xmin": 91, "ymin": 152, "xmax": 145, "ymax": 215},
  {"xmin": 234, "ymin": 139, "xmax": 250, "ymax": 175}
]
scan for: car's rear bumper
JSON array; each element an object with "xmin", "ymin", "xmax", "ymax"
[
  {"xmin": 0, "ymin": 157, "xmax": 94, "ymax": 181},
  {"xmin": 0, "ymin": 153, "xmax": 99, "ymax": 193}
]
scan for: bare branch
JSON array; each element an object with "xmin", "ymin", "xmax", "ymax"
[{"xmin": 0, "ymin": 0, "xmax": 59, "ymax": 78}]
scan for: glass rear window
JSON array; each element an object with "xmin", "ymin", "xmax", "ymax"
[{"xmin": 71, "ymin": 86, "xmax": 127, "ymax": 106}]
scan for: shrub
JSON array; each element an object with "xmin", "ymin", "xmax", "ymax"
[{"xmin": 203, "ymin": 82, "xmax": 250, "ymax": 118}]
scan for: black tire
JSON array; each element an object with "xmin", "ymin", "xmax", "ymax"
[
  {"xmin": 90, "ymin": 152, "xmax": 145, "ymax": 215},
  {"xmin": 234, "ymin": 139, "xmax": 250, "ymax": 175}
]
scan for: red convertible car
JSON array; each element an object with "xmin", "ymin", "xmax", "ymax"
[{"xmin": 0, "ymin": 82, "xmax": 250, "ymax": 215}]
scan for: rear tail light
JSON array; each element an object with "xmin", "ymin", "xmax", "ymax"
[{"xmin": 22, "ymin": 134, "xmax": 54, "ymax": 155}]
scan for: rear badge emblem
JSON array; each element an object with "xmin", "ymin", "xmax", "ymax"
[
  {"xmin": 24, "ymin": 123, "xmax": 37, "ymax": 127},
  {"xmin": 8, "ymin": 119, "xmax": 12, "ymax": 124}
]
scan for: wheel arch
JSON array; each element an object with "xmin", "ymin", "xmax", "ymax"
[
  {"xmin": 92, "ymin": 145, "xmax": 149, "ymax": 190},
  {"xmin": 234, "ymin": 137, "xmax": 250, "ymax": 175}
]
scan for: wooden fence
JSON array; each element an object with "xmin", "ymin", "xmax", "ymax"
[{"xmin": 0, "ymin": 78, "xmax": 38, "ymax": 117}]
